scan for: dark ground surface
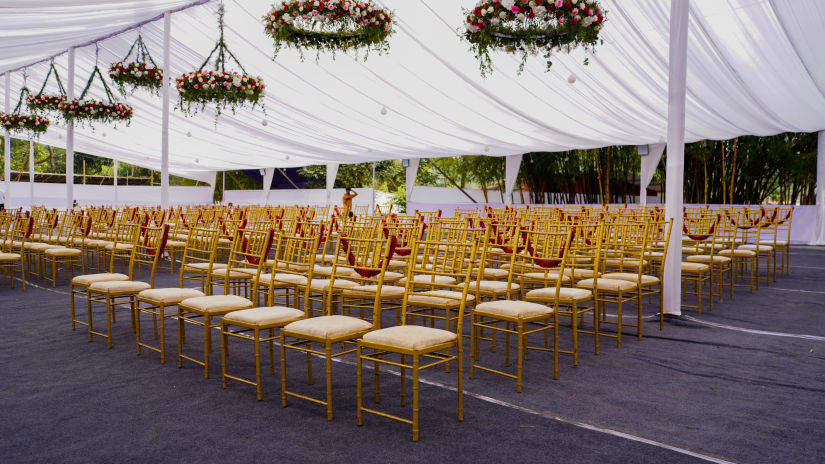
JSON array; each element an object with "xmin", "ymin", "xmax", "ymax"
[{"xmin": 1, "ymin": 246, "xmax": 824, "ymax": 463}]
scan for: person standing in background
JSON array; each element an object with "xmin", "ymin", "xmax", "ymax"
[
  {"xmin": 342, "ymin": 187, "xmax": 358, "ymax": 217},
  {"xmin": 0, "ymin": 187, "xmax": 5, "ymax": 210}
]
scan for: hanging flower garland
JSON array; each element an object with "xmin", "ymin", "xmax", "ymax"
[
  {"xmin": 26, "ymin": 61, "xmax": 67, "ymax": 112},
  {"xmin": 58, "ymin": 52, "xmax": 133, "ymax": 127},
  {"xmin": 263, "ymin": 1, "xmax": 394, "ymax": 60},
  {"xmin": 0, "ymin": 71, "xmax": 51, "ymax": 136},
  {"xmin": 109, "ymin": 34, "xmax": 164, "ymax": 95},
  {"xmin": 176, "ymin": 5, "xmax": 265, "ymax": 117},
  {"xmin": 463, "ymin": 0, "xmax": 605, "ymax": 76}
]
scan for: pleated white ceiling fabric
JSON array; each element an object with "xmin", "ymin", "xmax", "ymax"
[{"xmin": 1, "ymin": 0, "xmax": 823, "ymax": 178}]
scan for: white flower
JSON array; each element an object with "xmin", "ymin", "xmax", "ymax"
[
  {"xmin": 517, "ymin": 13, "xmax": 525, "ymax": 20},
  {"xmin": 490, "ymin": 17, "xmax": 500, "ymax": 25},
  {"xmin": 529, "ymin": 1, "xmax": 536, "ymax": 6},
  {"xmin": 533, "ymin": 5, "xmax": 546, "ymax": 16},
  {"xmin": 465, "ymin": 23, "xmax": 475, "ymax": 32},
  {"xmin": 579, "ymin": 2, "xmax": 585, "ymax": 8},
  {"xmin": 498, "ymin": 11, "xmax": 507, "ymax": 19},
  {"xmin": 134, "ymin": 71, "xmax": 143, "ymax": 78},
  {"xmin": 232, "ymin": 77, "xmax": 242, "ymax": 87},
  {"xmin": 501, "ymin": 0, "xmax": 515, "ymax": 10}
]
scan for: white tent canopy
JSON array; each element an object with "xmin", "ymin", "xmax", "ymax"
[{"xmin": 2, "ymin": 0, "xmax": 824, "ymax": 178}]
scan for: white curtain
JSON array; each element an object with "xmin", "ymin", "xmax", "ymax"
[
  {"xmin": 811, "ymin": 131, "xmax": 825, "ymax": 245},
  {"xmin": 663, "ymin": 0, "xmax": 690, "ymax": 317},
  {"xmin": 326, "ymin": 163, "xmax": 339, "ymax": 205},
  {"xmin": 261, "ymin": 168, "xmax": 274, "ymax": 205},
  {"xmin": 405, "ymin": 158, "xmax": 420, "ymax": 204},
  {"xmin": 505, "ymin": 154, "xmax": 522, "ymax": 206},
  {"xmin": 639, "ymin": 143, "xmax": 666, "ymax": 205}
]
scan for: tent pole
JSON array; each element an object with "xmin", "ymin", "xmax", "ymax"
[
  {"xmin": 29, "ymin": 140, "xmax": 34, "ymax": 206},
  {"xmin": 811, "ymin": 131, "xmax": 825, "ymax": 245},
  {"xmin": 4, "ymin": 73, "xmax": 11, "ymax": 207},
  {"xmin": 66, "ymin": 47, "xmax": 75, "ymax": 210},
  {"xmin": 160, "ymin": 11, "xmax": 172, "ymax": 209},
  {"xmin": 372, "ymin": 161, "xmax": 376, "ymax": 214},
  {"xmin": 113, "ymin": 160, "xmax": 119, "ymax": 207},
  {"xmin": 663, "ymin": 0, "xmax": 690, "ymax": 317}
]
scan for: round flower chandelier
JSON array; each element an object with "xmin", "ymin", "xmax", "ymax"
[
  {"xmin": 58, "ymin": 58, "xmax": 134, "ymax": 127},
  {"xmin": 0, "ymin": 71, "xmax": 51, "ymax": 136},
  {"xmin": 26, "ymin": 61, "xmax": 67, "ymax": 113},
  {"xmin": 263, "ymin": 0, "xmax": 394, "ymax": 60},
  {"xmin": 463, "ymin": 0, "xmax": 605, "ymax": 76},
  {"xmin": 177, "ymin": 5, "xmax": 265, "ymax": 117},
  {"xmin": 109, "ymin": 35, "xmax": 164, "ymax": 96}
]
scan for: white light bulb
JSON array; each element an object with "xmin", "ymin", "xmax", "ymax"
[
  {"xmin": 484, "ymin": 145, "xmax": 490, "ymax": 152},
  {"xmin": 186, "ymin": 131, "xmax": 192, "ymax": 138},
  {"xmin": 194, "ymin": 158, "xmax": 199, "ymax": 163},
  {"xmin": 58, "ymin": 134, "xmax": 63, "ymax": 140},
  {"xmin": 261, "ymin": 119, "xmax": 268, "ymax": 127},
  {"xmin": 568, "ymin": 74, "xmax": 577, "ymax": 84},
  {"xmin": 380, "ymin": 107, "xmax": 388, "ymax": 116},
  {"xmin": 101, "ymin": 132, "xmax": 107, "ymax": 137},
  {"xmin": 284, "ymin": 155, "xmax": 290, "ymax": 160}
]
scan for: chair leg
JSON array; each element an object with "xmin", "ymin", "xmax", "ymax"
[
  {"xmin": 412, "ymin": 355, "xmax": 420, "ymax": 442},
  {"xmin": 280, "ymin": 335, "xmax": 288, "ymax": 408},
  {"xmin": 516, "ymin": 322, "xmax": 524, "ymax": 393},
  {"xmin": 254, "ymin": 328, "xmax": 262, "ymax": 401},
  {"xmin": 325, "ymin": 342, "xmax": 333, "ymax": 421},
  {"xmin": 357, "ymin": 343, "xmax": 364, "ymax": 426}
]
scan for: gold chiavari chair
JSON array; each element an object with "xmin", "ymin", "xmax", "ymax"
[
  {"xmin": 42, "ymin": 212, "xmax": 86, "ymax": 287},
  {"xmin": 472, "ymin": 228, "xmax": 566, "ymax": 390},
  {"xmin": 175, "ymin": 228, "xmax": 273, "ymax": 378},
  {"xmin": 207, "ymin": 227, "xmax": 273, "ymax": 297},
  {"xmin": 683, "ymin": 213, "xmax": 730, "ymax": 309},
  {"xmin": 718, "ymin": 208, "xmax": 758, "ymax": 293},
  {"xmin": 0, "ymin": 214, "xmax": 30, "ymax": 289},
  {"xmin": 575, "ymin": 220, "xmax": 644, "ymax": 347},
  {"xmin": 737, "ymin": 207, "xmax": 775, "ymax": 287},
  {"xmin": 179, "ymin": 226, "xmax": 227, "ymax": 292},
  {"xmin": 763, "ymin": 206, "xmax": 793, "ymax": 277},
  {"xmin": 84, "ymin": 224, "xmax": 170, "ymax": 348},
  {"xmin": 357, "ymin": 234, "xmax": 481, "ymax": 441},
  {"xmin": 219, "ymin": 234, "xmax": 319, "ymax": 400},
  {"xmin": 279, "ymin": 234, "xmax": 393, "ymax": 421}
]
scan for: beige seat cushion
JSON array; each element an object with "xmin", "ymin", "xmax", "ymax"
[
  {"xmin": 686, "ymin": 255, "xmax": 731, "ymax": 264},
  {"xmin": 523, "ymin": 272, "xmax": 571, "ymax": 284},
  {"xmin": 387, "ymin": 259, "xmax": 408, "ymax": 270},
  {"xmin": 760, "ymin": 240, "xmax": 787, "ymax": 246},
  {"xmin": 183, "ymin": 262, "xmax": 227, "ymax": 271},
  {"xmin": 72, "ymin": 273, "xmax": 129, "ymax": 286},
  {"xmin": 89, "ymin": 280, "xmax": 151, "ymax": 294},
  {"xmin": 166, "ymin": 240, "xmax": 186, "ymax": 248},
  {"xmin": 271, "ymin": 273, "xmax": 309, "ymax": 286},
  {"xmin": 526, "ymin": 287, "xmax": 592, "ymax": 302},
  {"xmin": 718, "ymin": 249, "xmax": 756, "ymax": 257},
  {"xmin": 601, "ymin": 272, "xmax": 661, "ymax": 285},
  {"xmin": 576, "ymin": 278, "xmax": 637, "ymax": 292},
  {"xmin": 211, "ymin": 268, "xmax": 255, "ymax": 279},
  {"xmin": 738, "ymin": 244, "xmax": 772, "ymax": 251},
  {"xmin": 643, "ymin": 251, "xmax": 665, "ymax": 258},
  {"xmin": 681, "ymin": 262, "xmax": 710, "ymax": 273},
  {"xmin": 105, "ymin": 243, "xmax": 133, "ymax": 251},
  {"xmin": 309, "ymin": 278, "xmax": 358, "ymax": 292},
  {"xmin": 474, "ymin": 300, "xmax": 553, "ymax": 319},
  {"xmin": 562, "ymin": 268, "xmax": 599, "ymax": 279},
  {"xmin": 406, "ymin": 290, "xmax": 474, "ymax": 309},
  {"xmin": 223, "ymin": 306, "xmax": 304, "ymax": 327},
  {"xmin": 473, "ymin": 267, "xmax": 509, "ymax": 279},
  {"xmin": 26, "ymin": 243, "xmax": 61, "ymax": 250},
  {"xmin": 604, "ymin": 259, "xmax": 648, "ymax": 268},
  {"xmin": 283, "ymin": 315, "xmax": 372, "ymax": 340},
  {"xmin": 45, "ymin": 247, "xmax": 82, "ymax": 257},
  {"xmin": 679, "ymin": 246, "xmax": 705, "ymax": 254},
  {"xmin": 364, "ymin": 271, "xmax": 405, "ymax": 283},
  {"xmin": 0, "ymin": 252, "xmax": 22, "ymax": 261},
  {"xmin": 398, "ymin": 274, "xmax": 457, "ymax": 286},
  {"xmin": 476, "ymin": 280, "xmax": 520, "ymax": 293},
  {"xmin": 343, "ymin": 285, "xmax": 406, "ymax": 298},
  {"xmin": 362, "ymin": 325, "xmax": 457, "ymax": 350},
  {"xmin": 314, "ymin": 253, "xmax": 338, "ymax": 263},
  {"xmin": 138, "ymin": 288, "xmax": 205, "ymax": 304},
  {"xmin": 179, "ymin": 295, "xmax": 254, "ymax": 314},
  {"xmin": 84, "ymin": 239, "xmax": 108, "ymax": 247}
]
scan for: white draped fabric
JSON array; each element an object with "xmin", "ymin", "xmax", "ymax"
[
  {"xmin": 1, "ymin": 0, "xmax": 824, "ymax": 178},
  {"xmin": 504, "ymin": 154, "xmax": 522, "ymax": 206},
  {"xmin": 261, "ymin": 167, "xmax": 275, "ymax": 204},
  {"xmin": 325, "ymin": 163, "xmax": 339, "ymax": 205},
  {"xmin": 812, "ymin": 131, "xmax": 825, "ymax": 245},
  {"xmin": 639, "ymin": 143, "xmax": 666, "ymax": 206},
  {"xmin": 405, "ymin": 158, "xmax": 420, "ymax": 204}
]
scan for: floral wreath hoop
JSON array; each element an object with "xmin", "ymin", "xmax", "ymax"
[
  {"xmin": 464, "ymin": 0, "xmax": 605, "ymax": 76},
  {"xmin": 176, "ymin": 5, "xmax": 265, "ymax": 117},
  {"xmin": 109, "ymin": 34, "xmax": 164, "ymax": 96},
  {"xmin": 26, "ymin": 61, "xmax": 67, "ymax": 112},
  {"xmin": 58, "ymin": 49, "xmax": 134, "ymax": 127},
  {"xmin": 0, "ymin": 71, "xmax": 50, "ymax": 136},
  {"xmin": 263, "ymin": 1, "xmax": 394, "ymax": 60}
]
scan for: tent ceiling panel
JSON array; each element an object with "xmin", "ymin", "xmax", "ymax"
[{"xmin": 1, "ymin": 0, "xmax": 823, "ymax": 176}]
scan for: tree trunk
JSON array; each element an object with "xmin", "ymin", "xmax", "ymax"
[{"xmin": 729, "ymin": 138, "xmax": 738, "ymax": 204}]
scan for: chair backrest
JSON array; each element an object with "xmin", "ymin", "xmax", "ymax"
[
  {"xmin": 514, "ymin": 228, "xmax": 571, "ymax": 300},
  {"xmin": 224, "ymin": 227, "xmax": 275, "ymax": 286},
  {"xmin": 179, "ymin": 226, "xmax": 222, "ymax": 272},
  {"xmin": 400, "ymin": 229, "xmax": 482, "ymax": 334},
  {"xmin": 270, "ymin": 233, "xmax": 320, "ymax": 311},
  {"xmin": 127, "ymin": 224, "xmax": 170, "ymax": 286}
]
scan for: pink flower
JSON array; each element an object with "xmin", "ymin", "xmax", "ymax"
[
  {"xmin": 572, "ymin": 8, "xmax": 578, "ymax": 14},
  {"xmin": 511, "ymin": 6, "xmax": 519, "ymax": 13},
  {"xmin": 555, "ymin": 0, "xmax": 562, "ymax": 7}
]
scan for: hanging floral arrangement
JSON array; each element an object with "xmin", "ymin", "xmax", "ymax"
[
  {"xmin": 25, "ymin": 61, "xmax": 67, "ymax": 112},
  {"xmin": 263, "ymin": 0, "xmax": 394, "ymax": 60},
  {"xmin": 109, "ymin": 35, "xmax": 164, "ymax": 95},
  {"xmin": 176, "ymin": 5, "xmax": 265, "ymax": 117},
  {"xmin": 58, "ymin": 51, "xmax": 133, "ymax": 126},
  {"xmin": 0, "ymin": 71, "xmax": 51, "ymax": 136},
  {"xmin": 463, "ymin": 0, "xmax": 605, "ymax": 76}
]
